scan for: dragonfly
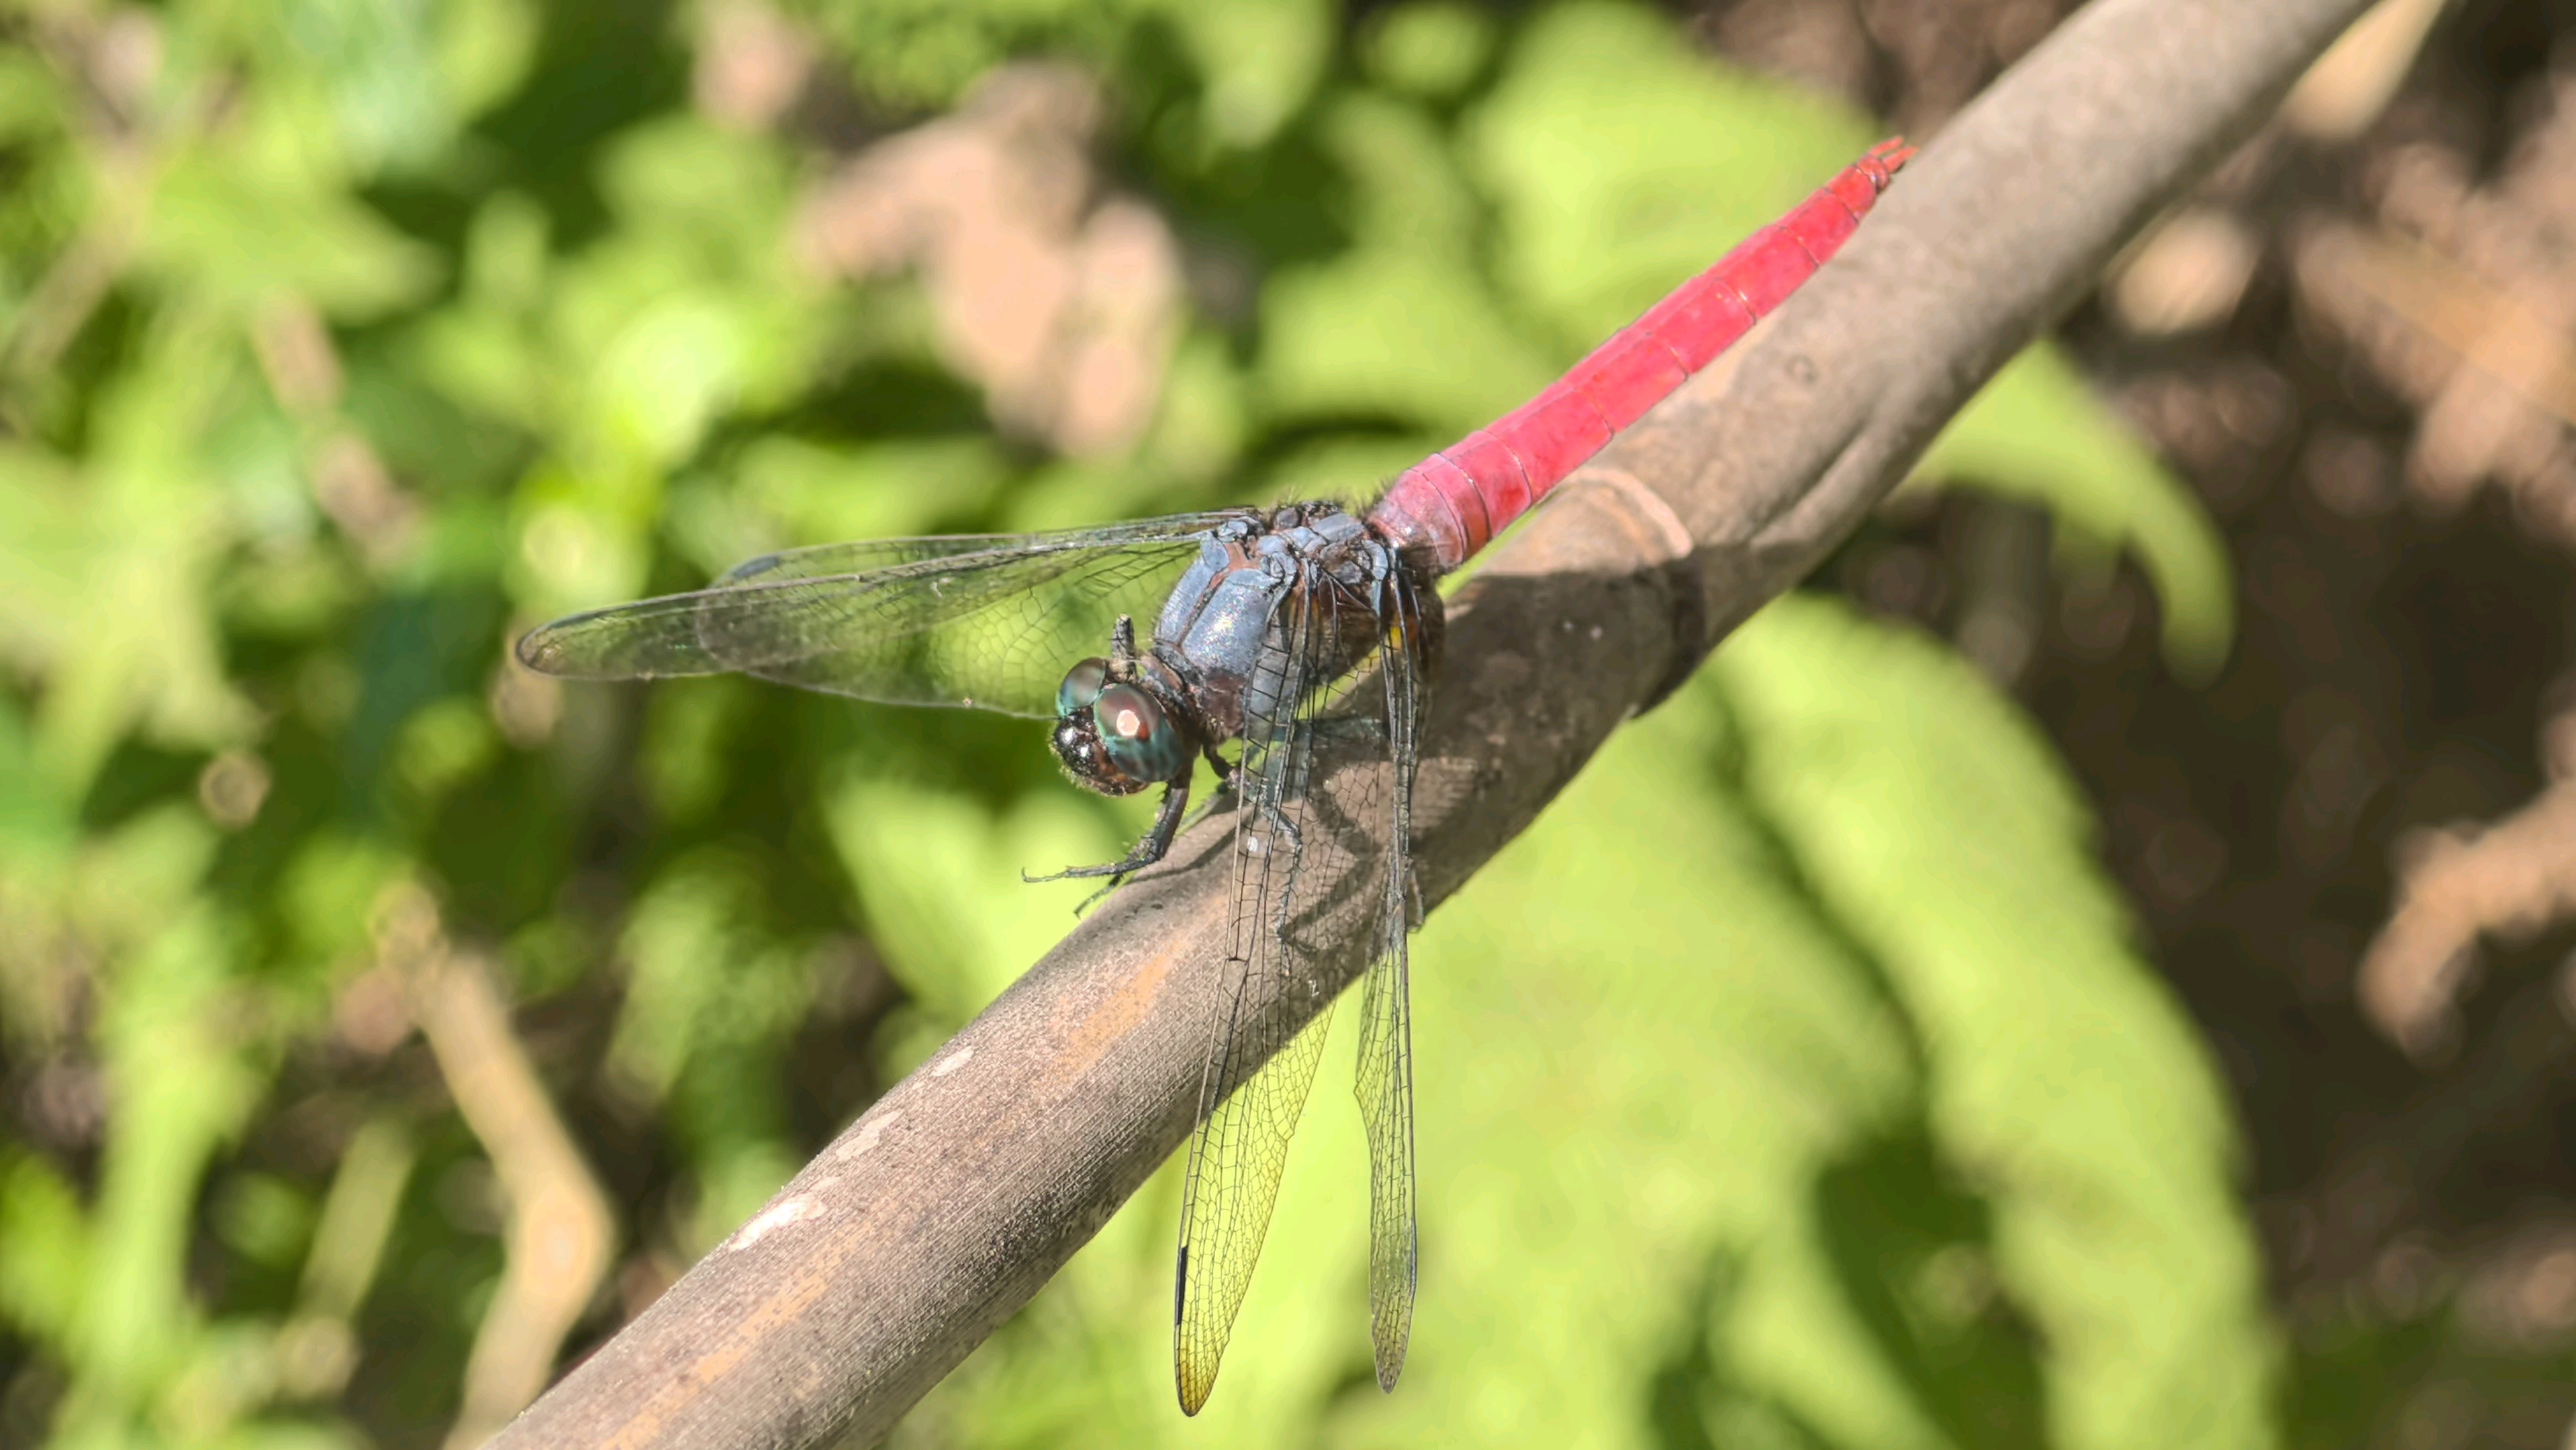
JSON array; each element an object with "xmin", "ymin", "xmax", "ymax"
[{"xmin": 517, "ymin": 138, "xmax": 1913, "ymax": 1414}]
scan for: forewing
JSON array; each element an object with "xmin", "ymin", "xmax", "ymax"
[
  {"xmin": 1173, "ymin": 992, "xmax": 1337, "ymax": 1415},
  {"xmin": 1173, "ymin": 586, "xmax": 1331, "ymax": 1415},
  {"xmin": 707, "ymin": 516, "xmax": 1232, "ymax": 584},
  {"xmin": 516, "ymin": 513, "xmax": 1246, "ymax": 718},
  {"xmin": 1173, "ymin": 553, "xmax": 1426, "ymax": 1412}
]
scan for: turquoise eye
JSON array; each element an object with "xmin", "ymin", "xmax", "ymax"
[
  {"xmin": 1095, "ymin": 683, "xmax": 1187, "ymax": 783},
  {"xmin": 1057, "ymin": 657, "xmax": 1109, "ymax": 717}
]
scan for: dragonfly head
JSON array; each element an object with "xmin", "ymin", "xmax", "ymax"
[{"xmin": 1052, "ymin": 657, "xmax": 1190, "ymax": 795}]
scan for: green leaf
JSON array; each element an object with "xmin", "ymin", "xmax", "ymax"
[
  {"xmin": 675, "ymin": 435, "xmax": 1012, "ymax": 577},
  {"xmin": 273, "ymin": 0, "xmax": 452, "ymax": 175},
  {"xmin": 0, "ymin": 401, "xmax": 258, "ymax": 791},
  {"xmin": 1142, "ymin": 0, "xmax": 1332, "ymax": 149},
  {"xmin": 434, "ymin": 0, "xmax": 541, "ymax": 119},
  {"xmin": 73, "ymin": 806, "xmax": 221, "ymax": 957},
  {"xmin": 808, "ymin": 0, "xmax": 1113, "ymax": 108},
  {"xmin": 0, "ymin": 697, "xmax": 73, "ymax": 863},
  {"xmin": 1258, "ymin": 248, "xmax": 1554, "ymax": 434},
  {"xmin": 606, "ymin": 853, "xmax": 767, "ymax": 1105},
  {"xmin": 141, "ymin": 157, "xmax": 440, "ymax": 320},
  {"xmin": 278, "ymin": 832, "xmax": 408, "ymax": 967},
  {"xmin": 1709, "ymin": 593, "xmax": 2274, "ymax": 1450},
  {"xmin": 1464, "ymin": 0, "xmax": 1875, "ymax": 346},
  {"xmin": 1361, "ymin": 1, "xmax": 1497, "ymax": 101},
  {"xmin": 1251, "ymin": 91, "xmax": 1555, "ymax": 434},
  {"xmin": 824, "ymin": 774, "xmax": 1125, "ymax": 1030},
  {"xmin": 0, "ymin": 1149, "xmax": 91, "ymax": 1351},
  {"xmin": 1319, "ymin": 93, "xmax": 1484, "ymax": 264},
  {"xmin": 78, "ymin": 908, "xmax": 266, "ymax": 1401}
]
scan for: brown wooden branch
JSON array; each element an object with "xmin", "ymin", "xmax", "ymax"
[{"xmin": 489, "ymin": 0, "xmax": 2381, "ymax": 1443}]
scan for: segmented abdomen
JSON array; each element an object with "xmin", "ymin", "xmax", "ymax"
[{"xmin": 1366, "ymin": 137, "xmax": 1914, "ymax": 572}]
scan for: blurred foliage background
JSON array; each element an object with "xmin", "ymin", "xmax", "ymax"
[{"xmin": 5, "ymin": 0, "xmax": 2576, "ymax": 1445}]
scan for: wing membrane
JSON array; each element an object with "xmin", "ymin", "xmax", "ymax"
[
  {"xmin": 1355, "ymin": 572, "xmax": 1427, "ymax": 1394},
  {"xmin": 1174, "ymin": 583, "xmax": 1333, "ymax": 1415},
  {"xmin": 1173, "ymin": 552, "xmax": 1427, "ymax": 1412},
  {"xmin": 516, "ymin": 512, "xmax": 1247, "ymax": 718}
]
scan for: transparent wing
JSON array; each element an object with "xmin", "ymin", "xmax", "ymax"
[
  {"xmin": 516, "ymin": 512, "xmax": 1249, "ymax": 718},
  {"xmin": 1353, "ymin": 571, "xmax": 1428, "ymax": 1394},
  {"xmin": 1173, "ymin": 552, "xmax": 1428, "ymax": 1413}
]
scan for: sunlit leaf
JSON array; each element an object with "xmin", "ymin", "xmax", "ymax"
[
  {"xmin": 1464, "ymin": 0, "xmax": 1871, "ymax": 345},
  {"xmin": 824, "ymin": 773, "xmax": 1125, "ymax": 1030},
  {"xmin": 607, "ymin": 853, "xmax": 767, "ymax": 1106},
  {"xmin": 0, "ymin": 1150, "xmax": 91, "ymax": 1351},
  {"xmin": 1710, "ymin": 594, "xmax": 2273, "ymax": 1450},
  {"xmin": 434, "ymin": 0, "xmax": 541, "ymax": 119},
  {"xmin": 275, "ymin": 0, "xmax": 452, "ymax": 175},
  {"xmin": 1361, "ymin": 1, "xmax": 1496, "ymax": 101},
  {"xmin": 1258, "ymin": 249, "xmax": 1554, "ymax": 434},
  {"xmin": 77, "ymin": 908, "xmax": 264, "ymax": 1402},
  {"xmin": 141, "ymin": 158, "xmax": 440, "ymax": 320},
  {"xmin": 1143, "ymin": 0, "xmax": 1332, "ymax": 149}
]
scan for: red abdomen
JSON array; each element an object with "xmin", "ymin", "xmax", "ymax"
[{"xmin": 1366, "ymin": 137, "xmax": 1913, "ymax": 572}]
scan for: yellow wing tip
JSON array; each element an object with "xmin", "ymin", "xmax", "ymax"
[{"xmin": 1176, "ymin": 1361, "xmax": 1215, "ymax": 1416}]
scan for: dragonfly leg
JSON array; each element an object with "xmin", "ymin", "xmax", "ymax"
[
  {"xmin": 1023, "ymin": 774, "xmax": 1194, "ymax": 885},
  {"xmin": 1176, "ymin": 748, "xmax": 1239, "ymax": 836}
]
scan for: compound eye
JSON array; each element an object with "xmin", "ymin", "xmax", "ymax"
[
  {"xmin": 1096, "ymin": 683, "xmax": 1161, "ymax": 746},
  {"xmin": 1056, "ymin": 657, "xmax": 1110, "ymax": 717},
  {"xmin": 1095, "ymin": 683, "xmax": 1187, "ymax": 783}
]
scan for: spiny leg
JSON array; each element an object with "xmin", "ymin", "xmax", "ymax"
[{"xmin": 1024, "ymin": 773, "xmax": 1194, "ymax": 886}]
